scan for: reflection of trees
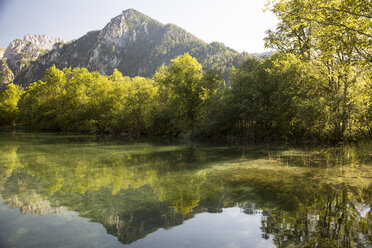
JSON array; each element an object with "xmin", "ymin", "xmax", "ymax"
[
  {"xmin": 0, "ymin": 144, "xmax": 22, "ymax": 193},
  {"xmin": 0, "ymin": 133, "xmax": 371, "ymax": 247},
  {"xmin": 0, "ymin": 136, "xmax": 233, "ymax": 244},
  {"xmin": 154, "ymin": 172, "xmax": 205, "ymax": 214},
  {"xmin": 213, "ymin": 159, "xmax": 371, "ymax": 248},
  {"xmin": 226, "ymin": 170, "xmax": 371, "ymax": 248},
  {"xmin": 14, "ymin": 139, "xmax": 225, "ymax": 195},
  {"xmin": 260, "ymin": 183, "xmax": 371, "ymax": 247},
  {"xmin": 275, "ymin": 142, "xmax": 372, "ymax": 168}
]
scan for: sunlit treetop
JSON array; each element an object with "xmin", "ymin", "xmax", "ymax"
[{"xmin": 265, "ymin": 0, "xmax": 372, "ymax": 64}]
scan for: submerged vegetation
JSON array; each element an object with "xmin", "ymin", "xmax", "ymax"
[{"xmin": 0, "ymin": 0, "xmax": 371, "ymax": 142}]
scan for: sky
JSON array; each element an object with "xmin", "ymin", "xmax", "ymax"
[{"xmin": 0, "ymin": 0, "xmax": 278, "ymax": 53}]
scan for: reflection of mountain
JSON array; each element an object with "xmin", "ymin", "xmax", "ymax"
[
  {"xmin": 0, "ymin": 133, "xmax": 371, "ymax": 247},
  {"xmin": 53, "ymin": 186, "xmax": 198, "ymax": 244},
  {"xmin": 104, "ymin": 188, "xmax": 195, "ymax": 244},
  {"xmin": 8, "ymin": 192, "xmax": 63, "ymax": 216},
  {"xmin": 1, "ymin": 170, "xmax": 64, "ymax": 215}
]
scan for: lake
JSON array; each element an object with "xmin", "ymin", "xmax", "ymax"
[{"xmin": 0, "ymin": 132, "xmax": 371, "ymax": 248}]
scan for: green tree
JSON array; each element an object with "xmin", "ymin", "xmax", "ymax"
[
  {"xmin": 18, "ymin": 65, "xmax": 67, "ymax": 129},
  {"xmin": 198, "ymin": 68, "xmax": 235, "ymax": 137},
  {"xmin": 0, "ymin": 84, "xmax": 24, "ymax": 125},
  {"xmin": 17, "ymin": 66, "xmax": 160, "ymax": 134},
  {"xmin": 230, "ymin": 53, "xmax": 334, "ymax": 140},
  {"xmin": 265, "ymin": 0, "xmax": 372, "ymax": 140},
  {"xmin": 154, "ymin": 53, "xmax": 205, "ymax": 134},
  {"xmin": 117, "ymin": 76, "xmax": 158, "ymax": 135},
  {"xmin": 265, "ymin": 0, "xmax": 371, "ymax": 63}
]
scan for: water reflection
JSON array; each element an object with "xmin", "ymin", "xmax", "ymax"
[{"xmin": 0, "ymin": 132, "xmax": 371, "ymax": 248}]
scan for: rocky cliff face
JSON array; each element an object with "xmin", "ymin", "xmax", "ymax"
[
  {"xmin": 0, "ymin": 59, "xmax": 14, "ymax": 87},
  {"xmin": 0, "ymin": 34, "xmax": 64, "ymax": 87},
  {"xmin": 0, "ymin": 48, "xmax": 5, "ymax": 59},
  {"xmin": 23, "ymin": 34, "xmax": 64, "ymax": 50},
  {"xmin": 4, "ymin": 34, "xmax": 64, "ymax": 75},
  {"xmin": 12, "ymin": 9, "xmax": 250, "ymax": 86},
  {"xmin": 86, "ymin": 9, "xmax": 164, "ymax": 75}
]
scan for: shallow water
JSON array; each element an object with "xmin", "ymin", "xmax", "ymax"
[{"xmin": 0, "ymin": 132, "xmax": 371, "ymax": 248}]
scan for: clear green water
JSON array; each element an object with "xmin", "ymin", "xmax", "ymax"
[{"xmin": 0, "ymin": 132, "xmax": 371, "ymax": 248}]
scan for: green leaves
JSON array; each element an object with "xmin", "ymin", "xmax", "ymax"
[
  {"xmin": 154, "ymin": 53, "xmax": 205, "ymax": 133},
  {"xmin": 2, "ymin": 54, "xmax": 219, "ymax": 137},
  {"xmin": 2, "ymin": 48, "xmax": 370, "ymax": 141},
  {"xmin": 0, "ymin": 84, "xmax": 23, "ymax": 125},
  {"xmin": 264, "ymin": 0, "xmax": 372, "ymax": 140},
  {"xmin": 16, "ymin": 66, "xmax": 159, "ymax": 133},
  {"xmin": 266, "ymin": 0, "xmax": 372, "ymax": 63}
]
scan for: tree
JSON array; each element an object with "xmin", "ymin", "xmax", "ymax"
[
  {"xmin": 265, "ymin": 0, "xmax": 372, "ymax": 140},
  {"xmin": 16, "ymin": 66, "xmax": 159, "ymax": 134},
  {"xmin": 0, "ymin": 84, "xmax": 23, "ymax": 125},
  {"xmin": 154, "ymin": 53, "xmax": 205, "ymax": 134},
  {"xmin": 230, "ymin": 54, "xmax": 322, "ymax": 139},
  {"xmin": 117, "ymin": 76, "xmax": 158, "ymax": 135},
  {"xmin": 197, "ymin": 68, "xmax": 235, "ymax": 137},
  {"xmin": 265, "ymin": 0, "xmax": 371, "ymax": 63},
  {"xmin": 18, "ymin": 65, "xmax": 67, "ymax": 129}
]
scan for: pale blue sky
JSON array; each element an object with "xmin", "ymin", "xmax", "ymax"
[{"xmin": 0, "ymin": 0, "xmax": 278, "ymax": 53}]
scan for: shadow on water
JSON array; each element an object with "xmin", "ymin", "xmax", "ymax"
[{"xmin": 0, "ymin": 132, "xmax": 371, "ymax": 247}]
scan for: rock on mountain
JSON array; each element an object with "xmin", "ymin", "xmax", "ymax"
[
  {"xmin": 0, "ymin": 34, "xmax": 64, "ymax": 88},
  {"xmin": 0, "ymin": 48, "xmax": 5, "ymax": 59},
  {"xmin": 0, "ymin": 49, "xmax": 13, "ymax": 87},
  {"xmin": 0, "ymin": 59, "xmax": 14, "ymax": 87},
  {"xmin": 4, "ymin": 34, "xmax": 64, "ymax": 75},
  {"xmin": 13, "ymin": 9, "xmax": 250, "ymax": 86}
]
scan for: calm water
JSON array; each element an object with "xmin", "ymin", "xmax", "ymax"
[{"xmin": 0, "ymin": 132, "xmax": 371, "ymax": 248}]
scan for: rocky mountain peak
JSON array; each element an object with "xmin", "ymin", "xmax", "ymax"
[
  {"xmin": 4, "ymin": 34, "xmax": 65, "ymax": 60},
  {"xmin": 122, "ymin": 8, "xmax": 140, "ymax": 17},
  {"xmin": 23, "ymin": 34, "xmax": 65, "ymax": 50},
  {"xmin": 120, "ymin": 8, "xmax": 152, "ymax": 23},
  {"xmin": 98, "ymin": 9, "xmax": 158, "ymax": 46},
  {"xmin": 1, "ymin": 34, "xmax": 66, "ymax": 82}
]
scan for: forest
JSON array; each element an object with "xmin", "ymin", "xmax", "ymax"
[{"xmin": 0, "ymin": 0, "xmax": 371, "ymax": 142}]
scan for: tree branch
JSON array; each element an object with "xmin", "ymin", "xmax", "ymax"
[
  {"xmin": 317, "ymin": 6, "xmax": 372, "ymax": 19},
  {"xmin": 286, "ymin": 12, "xmax": 372, "ymax": 39}
]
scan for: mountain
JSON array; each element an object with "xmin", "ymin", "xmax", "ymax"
[
  {"xmin": 0, "ymin": 34, "xmax": 64, "ymax": 88},
  {"xmin": 5, "ymin": 9, "xmax": 251, "ymax": 86},
  {"xmin": 0, "ymin": 59, "xmax": 14, "ymax": 85}
]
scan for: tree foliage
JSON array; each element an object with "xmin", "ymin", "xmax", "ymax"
[
  {"xmin": 0, "ymin": 84, "xmax": 23, "ymax": 125},
  {"xmin": 265, "ymin": 0, "xmax": 372, "ymax": 63},
  {"xmin": 17, "ymin": 66, "xmax": 158, "ymax": 133},
  {"xmin": 264, "ymin": 0, "xmax": 372, "ymax": 140},
  {"xmin": 154, "ymin": 53, "xmax": 205, "ymax": 134},
  {"xmin": 0, "ymin": 47, "xmax": 370, "ymax": 141}
]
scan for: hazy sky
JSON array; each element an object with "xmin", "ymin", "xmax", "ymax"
[{"xmin": 0, "ymin": 0, "xmax": 278, "ymax": 53}]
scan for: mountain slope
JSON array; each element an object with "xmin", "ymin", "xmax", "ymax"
[
  {"xmin": 0, "ymin": 34, "xmax": 64, "ymax": 88},
  {"xmin": 14, "ymin": 9, "xmax": 250, "ymax": 86}
]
